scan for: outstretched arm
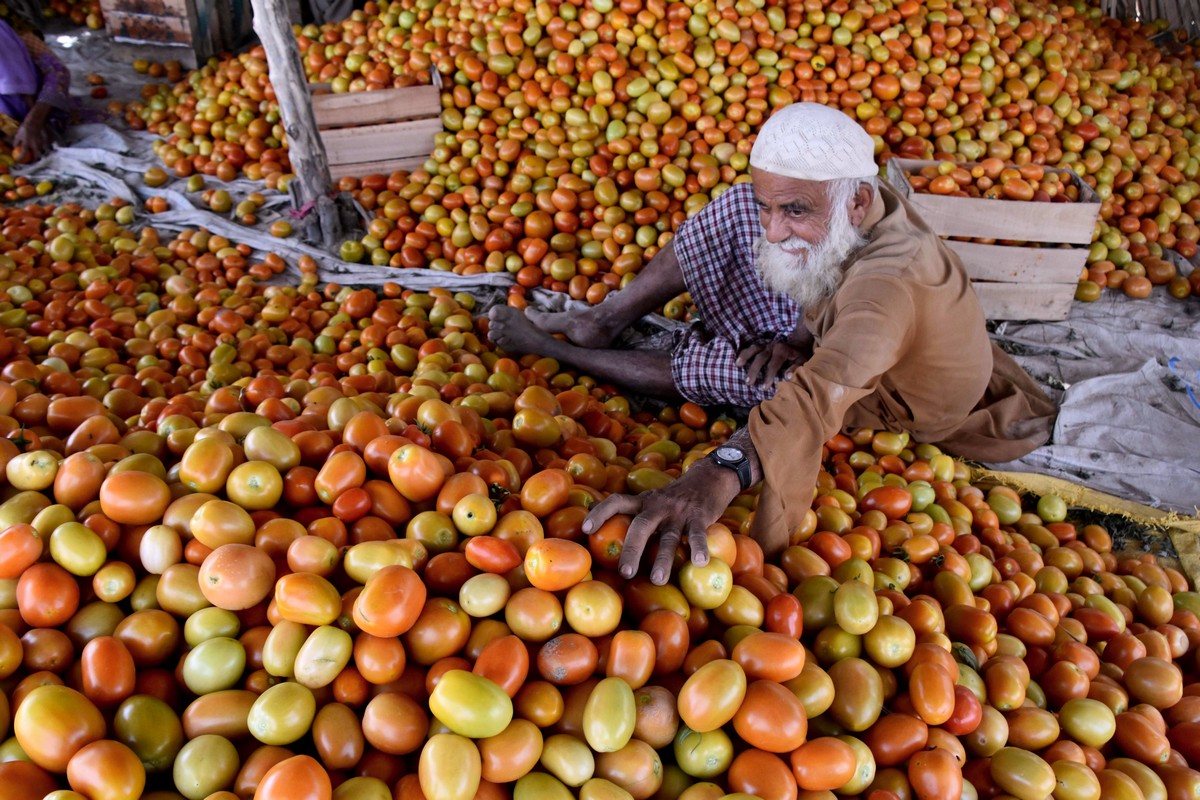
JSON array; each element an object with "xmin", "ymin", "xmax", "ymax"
[
  {"xmin": 13, "ymin": 31, "xmax": 69, "ymax": 161},
  {"xmin": 582, "ymin": 426, "xmax": 763, "ymax": 585}
]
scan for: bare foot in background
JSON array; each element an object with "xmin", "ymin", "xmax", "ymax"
[
  {"xmin": 488, "ymin": 306, "xmax": 571, "ymax": 358},
  {"xmin": 525, "ymin": 305, "xmax": 623, "ymax": 348}
]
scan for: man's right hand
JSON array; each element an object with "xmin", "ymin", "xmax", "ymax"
[{"xmin": 582, "ymin": 460, "xmax": 742, "ymax": 586}]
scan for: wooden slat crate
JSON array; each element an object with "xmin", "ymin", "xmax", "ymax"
[
  {"xmin": 312, "ymin": 74, "xmax": 443, "ymax": 181},
  {"xmin": 887, "ymin": 158, "xmax": 1102, "ymax": 321},
  {"xmin": 98, "ymin": 0, "xmax": 230, "ymax": 68}
]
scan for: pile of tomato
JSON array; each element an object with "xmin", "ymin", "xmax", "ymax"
[
  {"xmin": 111, "ymin": 0, "xmax": 1200, "ymax": 305},
  {"xmin": 0, "ymin": 196, "xmax": 1199, "ymax": 800}
]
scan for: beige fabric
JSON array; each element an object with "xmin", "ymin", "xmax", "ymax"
[{"xmin": 749, "ymin": 182, "xmax": 1057, "ymax": 550}]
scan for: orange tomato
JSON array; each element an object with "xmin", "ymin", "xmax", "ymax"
[
  {"xmin": 908, "ymin": 746, "xmax": 963, "ymax": 800},
  {"xmin": 389, "ymin": 444, "xmax": 446, "ymax": 502},
  {"xmin": 99, "ymin": 471, "xmax": 171, "ymax": 525},
  {"xmin": 273, "ymin": 572, "xmax": 342, "ymax": 626},
  {"xmin": 53, "ymin": 452, "xmax": 107, "ymax": 511},
  {"xmin": 199, "ymin": 543, "xmax": 277, "ymax": 610},
  {"xmin": 731, "ymin": 631, "xmax": 806, "ymax": 682},
  {"xmin": 253, "ymin": 754, "xmax": 332, "ymax": 800},
  {"xmin": 353, "ymin": 564, "xmax": 427, "ymax": 637},
  {"xmin": 727, "ymin": 748, "xmax": 798, "ymax": 800},
  {"xmin": 14, "ymin": 685, "xmax": 106, "ymax": 772},
  {"xmin": 523, "ymin": 538, "xmax": 591, "ymax": 592},
  {"xmin": 677, "ymin": 659, "xmax": 747, "ymax": 733},
  {"xmin": 403, "ymin": 597, "xmax": 472, "ymax": 666},
  {"xmin": 519, "ymin": 468, "xmax": 573, "ymax": 517},
  {"xmin": 789, "ymin": 737, "xmax": 858, "ymax": 792},
  {"xmin": 909, "ymin": 661, "xmax": 956, "ymax": 726},
  {"xmin": 66, "ymin": 739, "xmax": 146, "ymax": 800},
  {"xmin": 731, "ymin": 679, "xmax": 808, "ymax": 753},
  {"xmin": 314, "ymin": 450, "xmax": 367, "ymax": 505},
  {"xmin": 473, "ymin": 635, "xmax": 530, "ymax": 698}
]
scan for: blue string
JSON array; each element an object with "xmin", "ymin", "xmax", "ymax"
[{"xmin": 1167, "ymin": 356, "xmax": 1200, "ymax": 412}]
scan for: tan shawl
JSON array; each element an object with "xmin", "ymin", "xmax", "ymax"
[{"xmin": 749, "ymin": 182, "xmax": 1056, "ymax": 548}]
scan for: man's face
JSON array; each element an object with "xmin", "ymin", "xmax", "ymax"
[
  {"xmin": 749, "ymin": 169, "xmax": 869, "ymax": 307},
  {"xmin": 751, "ymin": 170, "xmax": 837, "ymax": 250}
]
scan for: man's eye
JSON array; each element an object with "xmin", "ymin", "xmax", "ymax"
[{"xmin": 785, "ymin": 207, "xmax": 806, "ymax": 218}]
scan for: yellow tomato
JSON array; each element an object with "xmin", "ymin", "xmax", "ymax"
[{"xmin": 428, "ymin": 670, "xmax": 514, "ymax": 739}]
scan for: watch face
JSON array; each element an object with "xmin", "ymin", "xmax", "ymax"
[{"xmin": 715, "ymin": 446, "xmax": 742, "ymax": 461}]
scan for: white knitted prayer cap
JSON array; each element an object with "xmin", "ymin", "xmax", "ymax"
[{"xmin": 749, "ymin": 103, "xmax": 878, "ymax": 182}]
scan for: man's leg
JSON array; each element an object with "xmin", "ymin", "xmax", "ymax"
[
  {"xmin": 488, "ymin": 306, "xmax": 679, "ymax": 398},
  {"xmin": 526, "ymin": 241, "xmax": 687, "ymax": 348}
]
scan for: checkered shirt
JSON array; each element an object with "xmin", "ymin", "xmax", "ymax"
[{"xmin": 669, "ymin": 182, "xmax": 803, "ymax": 407}]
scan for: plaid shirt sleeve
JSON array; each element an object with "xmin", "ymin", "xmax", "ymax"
[
  {"xmin": 669, "ymin": 182, "xmax": 801, "ymax": 407},
  {"xmin": 670, "ymin": 327, "xmax": 782, "ymax": 408}
]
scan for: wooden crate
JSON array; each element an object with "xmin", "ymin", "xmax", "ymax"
[
  {"xmin": 887, "ymin": 158, "xmax": 1102, "ymax": 321},
  {"xmin": 312, "ymin": 74, "xmax": 443, "ymax": 181},
  {"xmin": 98, "ymin": 0, "xmax": 228, "ymax": 68},
  {"xmin": 886, "ymin": 158, "xmax": 1101, "ymax": 244},
  {"xmin": 946, "ymin": 240, "xmax": 1084, "ymax": 321}
]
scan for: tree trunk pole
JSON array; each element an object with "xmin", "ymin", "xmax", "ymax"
[{"xmin": 248, "ymin": 0, "xmax": 345, "ymax": 247}]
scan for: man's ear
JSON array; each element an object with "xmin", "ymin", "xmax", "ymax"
[{"xmin": 848, "ymin": 183, "xmax": 874, "ymax": 227}]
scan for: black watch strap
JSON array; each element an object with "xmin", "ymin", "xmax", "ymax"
[{"xmin": 710, "ymin": 446, "xmax": 753, "ymax": 491}]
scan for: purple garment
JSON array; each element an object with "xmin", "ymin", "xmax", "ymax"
[
  {"xmin": 0, "ymin": 19, "xmax": 37, "ymax": 120},
  {"xmin": 669, "ymin": 181, "xmax": 803, "ymax": 406}
]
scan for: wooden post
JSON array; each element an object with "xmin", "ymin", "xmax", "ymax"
[{"xmin": 248, "ymin": 0, "xmax": 352, "ymax": 247}]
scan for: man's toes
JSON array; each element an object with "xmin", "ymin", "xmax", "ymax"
[{"xmin": 526, "ymin": 307, "xmax": 554, "ymax": 328}]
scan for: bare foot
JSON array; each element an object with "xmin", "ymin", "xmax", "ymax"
[
  {"xmin": 488, "ymin": 306, "xmax": 570, "ymax": 358},
  {"xmin": 526, "ymin": 305, "xmax": 621, "ymax": 348}
]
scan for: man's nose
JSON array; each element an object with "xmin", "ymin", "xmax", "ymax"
[{"xmin": 762, "ymin": 214, "xmax": 789, "ymax": 244}]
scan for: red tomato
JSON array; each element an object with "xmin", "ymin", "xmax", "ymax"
[
  {"xmin": 859, "ymin": 485, "xmax": 914, "ymax": 519},
  {"xmin": 464, "ymin": 536, "xmax": 523, "ymax": 574},
  {"xmin": 0, "ymin": 523, "xmax": 43, "ymax": 579},
  {"xmin": 16, "ymin": 562, "xmax": 79, "ymax": 628},
  {"xmin": 80, "ymin": 637, "xmax": 136, "ymax": 708},
  {"xmin": 943, "ymin": 684, "xmax": 984, "ymax": 735},
  {"xmin": 473, "ymin": 635, "xmax": 530, "ymax": 697}
]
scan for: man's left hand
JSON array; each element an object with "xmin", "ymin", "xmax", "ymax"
[{"xmin": 737, "ymin": 340, "xmax": 805, "ymax": 387}]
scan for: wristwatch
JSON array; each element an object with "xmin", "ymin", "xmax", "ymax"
[{"xmin": 709, "ymin": 445, "xmax": 753, "ymax": 491}]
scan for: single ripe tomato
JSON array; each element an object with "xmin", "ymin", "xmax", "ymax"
[
  {"xmin": 389, "ymin": 444, "xmax": 446, "ymax": 502},
  {"xmin": 254, "ymin": 754, "xmax": 332, "ymax": 800}
]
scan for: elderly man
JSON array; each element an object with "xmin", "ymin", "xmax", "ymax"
[{"xmin": 489, "ymin": 103, "xmax": 1056, "ymax": 584}]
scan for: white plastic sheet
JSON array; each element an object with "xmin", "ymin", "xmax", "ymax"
[{"xmin": 989, "ymin": 289, "xmax": 1200, "ymax": 515}]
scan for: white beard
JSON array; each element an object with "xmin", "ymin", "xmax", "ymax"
[{"xmin": 753, "ymin": 203, "xmax": 868, "ymax": 309}]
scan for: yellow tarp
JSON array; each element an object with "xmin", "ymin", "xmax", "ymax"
[{"xmin": 972, "ymin": 468, "xmax": 1200, "ymax": 587}]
